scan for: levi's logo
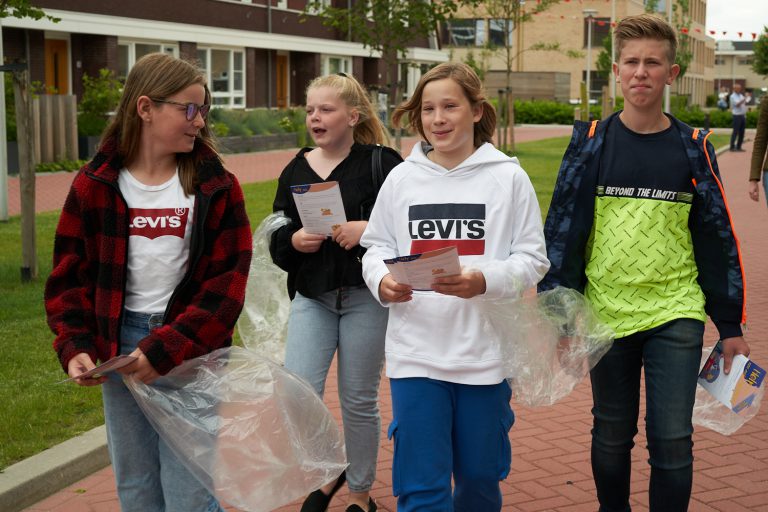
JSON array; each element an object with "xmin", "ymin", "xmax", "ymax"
[
  {"xmin": 128, "ymin": 208, "xmax": 189, "ymax": 239},
  {"xmin": 409, "ymin": 203, "xmax": 485, "ymax": 255}
]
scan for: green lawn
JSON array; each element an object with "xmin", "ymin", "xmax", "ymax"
[{"xmin": 0, "ymin": 132, "xmax": 737, "ymax": 469}]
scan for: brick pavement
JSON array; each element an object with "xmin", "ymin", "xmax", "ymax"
[{"xmin": 21, "ymin": 128, "xmax": 768, "ymax": 511}]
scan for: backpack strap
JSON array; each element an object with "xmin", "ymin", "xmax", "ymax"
[
  {"xmin": 588, "ymin": 120, "xmax": 598, "ymax": 139},
  {"xmin": 371, "ymin": 143, "xmax": 385, "ymax": 191}
]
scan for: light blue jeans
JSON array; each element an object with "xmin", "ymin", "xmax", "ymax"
[
  {"xmin": 284, "ymin": 286, "xmax": 387, "ymax": 492},
  {"xmin": 102, "ymin": 310, "xmax": 223, "ymax": 512}
]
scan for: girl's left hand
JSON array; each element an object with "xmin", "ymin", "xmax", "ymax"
[
  {"xmin": 332, "ymin": 221, "xmax": 367, "ymax": 250},
  {"xmin": 118, "ymin": 348, "xmax": 161, "ymax": 384},
  {"xmin": 432, "ymin": 269, "xmax": 486, "ymax": 299}
]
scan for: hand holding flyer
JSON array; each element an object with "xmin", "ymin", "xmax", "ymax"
[
  {"xmin": 57, "ymin": 355, "xmax": 137, "ymax": 384},
  {"xmin": 291, "ymin": 181, "xmax": 347, "ymax": 236},
  {"xmin": 384, "ymin": 246, "xmax": 461, "ymax": 291},
  {"xmin": 698, "ymin": 341, "xmax": 766, "ymax": 414}
]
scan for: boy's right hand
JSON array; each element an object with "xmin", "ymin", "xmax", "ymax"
[
  {"xmin": 291, "ymin": 228, "xmax": 326, "ymax": 253},
  {"xmin": 379, "ymin": 274, "xmax": 413, "ymax": 303},
  {"xmin": 67, "ymin": 353, "xmax": 107, "ymax": 386}
]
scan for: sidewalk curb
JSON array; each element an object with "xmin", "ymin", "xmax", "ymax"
[{"xmin": 0, "ymin": 425, "xmax": 109, "ymax": 512}]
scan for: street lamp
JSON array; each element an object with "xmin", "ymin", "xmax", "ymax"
[{"xmin": 584, "ymin": 9, "xmax": 598, "ymax": 113}]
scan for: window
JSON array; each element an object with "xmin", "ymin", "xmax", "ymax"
[
  {"xmin": 118, "ymin": 41, "xmax": 177, "ymax": 81},
  {"xmin": 322, "ymin": 55, "xmax": 352, "ymax": 75},
  {"xmin": 738, "ymin": 57, "xmax": 754, "ymax": 66},
  {"xmin": 489, "ymin": 19, "xmax": 513, "ymax": 47},
  {"xmin": 715, "ymin": 57, "xmax": 725, "ymax": 65},
  {"xmin": 443, "ymin": 19, "xmax": 486, "ymax": 47},
  {"xmin": 197, "ymin": 47, "xmax": 246, "ymax": 108},
  {"xmin": 584, "ymin": 17, "xmax": 611, "ymax": 48}
]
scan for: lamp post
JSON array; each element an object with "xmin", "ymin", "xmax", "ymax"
[{"xmin": 584, "ymin": 9, "xmax": 598, "ymax": 114}]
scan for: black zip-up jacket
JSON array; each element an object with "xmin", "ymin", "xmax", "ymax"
[
  {"xmin": 539, "ymin": 113, "xmax": 745, "ymax": 339},
  {"xmin": 270, "ymin": 143, "xmax": 402, "ymax": 300}
]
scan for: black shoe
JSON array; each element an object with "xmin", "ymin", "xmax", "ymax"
[
  {"xmin": 735, "ymin": 148, "xmax": 746, "ymax": 152},
  {"xmin": 345, "ymin": 498, "xmax": 378, "ymax": 512},
  {"xmin": 300, "ymin": 471, "xmax": 347, "ymax": 512}
]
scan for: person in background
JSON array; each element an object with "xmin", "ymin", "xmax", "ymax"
[
  {"xmin": 269, "ymin": 73, "xmax": 402, "ymax": 512},
  {"xmin": 748, "ymin": 90, "xmax": 768, "ymax": 205},
  {"xmin": 45, "ymin": 53, "xmax": 252, "ymax": 512},
  {"xmin": 730, "ymin": 83, "xmax": 747, "ymax": 151}
]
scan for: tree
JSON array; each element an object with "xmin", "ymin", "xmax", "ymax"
[
  {"xmin": 0, "ymin": 1, "xmax": 59, "ymax": 280},
  {"xmin": 0, "ymin": 0, "xmax": 59, "ymax": 21},
  {"xmin": 753, "ymin": 27, "xmax": 768, "ymax": 77},
  {"xmin": 470, "ymin": 0, "xmax": 571, "ymax": 151},
  {"xmin": 595, "ymin": 35, "xmax": 612, "ymax": 80},
  {"xmin": 305, "ymin": 0, "xmax": 471, "ymax": 148}
]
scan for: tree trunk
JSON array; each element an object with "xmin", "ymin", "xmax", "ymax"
[{"xmin": 13, "ymin": 69, "xmax": 36, "ymax": 281}]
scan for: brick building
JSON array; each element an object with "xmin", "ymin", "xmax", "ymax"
[
  {"xmin": 442, "ymin": 0, "xmax": 716, "ymax": 107},
  {"xmin": 1, "ymin": 0, "xmax": 447, "ymax": 108}
]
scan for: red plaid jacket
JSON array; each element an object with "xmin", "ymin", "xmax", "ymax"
[{"xmin": 45, "ymin": 137, "xmax": 252, "ymax": 375}]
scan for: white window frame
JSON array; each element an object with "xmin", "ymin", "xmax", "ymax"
[
  {"xmin": 197, "ymin": 47, "xmax": 246, "ymax": 109},
  {"xmin": 118, "ymin": 40, "xmax": 178, "ymax": 80},
  {"xmin": 322, "ymin": 55, "xmax": 352, "ymax": 76}
]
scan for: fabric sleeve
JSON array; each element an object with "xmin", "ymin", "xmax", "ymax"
[
  {"xmin": 44, "ymin": 176, "xmax": 99, "ymax": 372},
  {"xmin": 360, "ymin": 176, "xmax": 400, "ymax": 307},
  {"xmin": 750, "ymin": 99, "xmax": 768, "ymax": 181},
  {"xmin": 137, "ymin": 176, "xmax": 253, "ymax": 375},
  {"xmin": 269, "ymin": 162, "xmax": 301, "ymax": 273},
  {"xmin": 476, "ymin": 169, "xmax": 550, "ymax": 299}
]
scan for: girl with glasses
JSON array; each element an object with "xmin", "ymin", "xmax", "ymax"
[
  {"xmin": 269, "ymin": 73, "xmax": 402, "ymax": 512},
  {"xmin": 45, "ymin": 53, "xmax": 252, "ymax": 512}
]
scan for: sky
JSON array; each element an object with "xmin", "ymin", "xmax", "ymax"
[{"xmin": 706, "ymin": 0, "xmax": 768, "ymax": 41}]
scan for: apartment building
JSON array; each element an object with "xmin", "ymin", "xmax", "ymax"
[
  {"xmin": 714, "ymin": 40, "xmax": 768, "ymax": 100},
  {"xmin": 1, "ymin": 0, "xmax": 447, "ymax": 108},
  {"xmin": 442, "ymin": 0, "xmax": 715, "ymax": 107}
]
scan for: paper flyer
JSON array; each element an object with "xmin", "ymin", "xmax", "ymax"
[
  {"xmin": 57, "ymin": 355, "xmax": 137, "ymax": 384},
  {"xmin": 698, "ymin": 341, "xmax": 766, "ymax": 414},
  {"xmin": 384, "ymin": 246, "xmax": 461, "ymax": 291},
  {"xmin": 291, "ymin": 181, "xmax": 347, "ymax": 236}
]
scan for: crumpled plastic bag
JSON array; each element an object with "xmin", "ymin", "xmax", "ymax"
[
  {"xmin": 481, "ymin": 287, "xmax": 615, "ymax": 407},
  {"xmin": 125, "ymin": 347, "xmax": 347, "ymax": 512},
  {"xmin": 238, "ymin": 212, "xmax": 292, "ymax": 363},
  {"xmin": 692, "ymin": 345, "xmax": 765, "ymax": 435}
]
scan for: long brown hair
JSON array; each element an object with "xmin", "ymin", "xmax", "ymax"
[
  {"xmin": 100, "ymin": 53, "xmax": 219, "ymax": 194},
  {"xmin": 392, "ymin": 62, "xmax": 496, "ymax": 149},
  {"xmin": 306, "ymin": 73, "xmax": 390, "ymax": 146}
]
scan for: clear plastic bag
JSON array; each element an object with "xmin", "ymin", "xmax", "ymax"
[
  {"xmin": 125, "ymin": 347, "xmax": 347, "ymax": 512},
  {"xmin": 692, "ymin": 345, "xmax": 765, "ymax": 435},
  {"xmin": 237, "ymin": 212, "xmax": 292, "ymax": 363},
  {"xmin": 482, "ymin": 286, "xmax": 615, "ymax": 407}
]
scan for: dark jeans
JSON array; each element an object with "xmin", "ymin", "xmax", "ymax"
[
  {"xmin": 731, "ymin": 114, "xmax": 746, "ymax": 149},
  {"xmin": 590, "ymin": 318, "xmax": 704, "ymax": 512}
]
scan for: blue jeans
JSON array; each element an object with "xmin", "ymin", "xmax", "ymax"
[
  {"xmin": 102, "ymin": 310, "xmax": 223, "ymax": 512},
  {"xmin": 284, "ymin": 286, "xmax": 387, "ymax": 492},
  {"xmin": 388, "ymin": 378, "xmax": 514, "ymax": 512},
  {"xmin": 590, "ymin": 318, "xmax": 704, "ymax": 512}
]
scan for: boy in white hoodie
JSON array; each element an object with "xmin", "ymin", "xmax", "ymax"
[{"xmin": 360, "ymin": 63, "xmax": 550, "ymax": 511}]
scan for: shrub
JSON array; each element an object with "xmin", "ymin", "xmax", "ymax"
[
  {"xmin": 77, "ymin": 69, "xmax": 122, "ymax": 136},
  {"xmin": 35, "ymin": 158, "xmax": 88, "ymax": 173}
]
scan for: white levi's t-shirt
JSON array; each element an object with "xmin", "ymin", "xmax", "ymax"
[{"xmin": 118, "ymin": 168, "xmax": 195, "ymax": 314}]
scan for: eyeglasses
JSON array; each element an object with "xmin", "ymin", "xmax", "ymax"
[{"xmin": 150, "ymin": 98, "xmax": 211, "ymax": 121}]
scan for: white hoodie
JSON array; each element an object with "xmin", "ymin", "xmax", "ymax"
[{"xmin": 361, "ymin": 142, "xmax": 550, "ymax": 385}]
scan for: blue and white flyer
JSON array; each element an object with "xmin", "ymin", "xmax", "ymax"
[
  {"xmin": 698, "ymin": 341, "xmax": 766, "ymax": 414},
  {"xmin": 384, "ymin": 246, "xmax": 461, "ymax": 291},
  {"xmin": 291, "ymin": 181, "xmax": 347, "ymax": 236}
]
